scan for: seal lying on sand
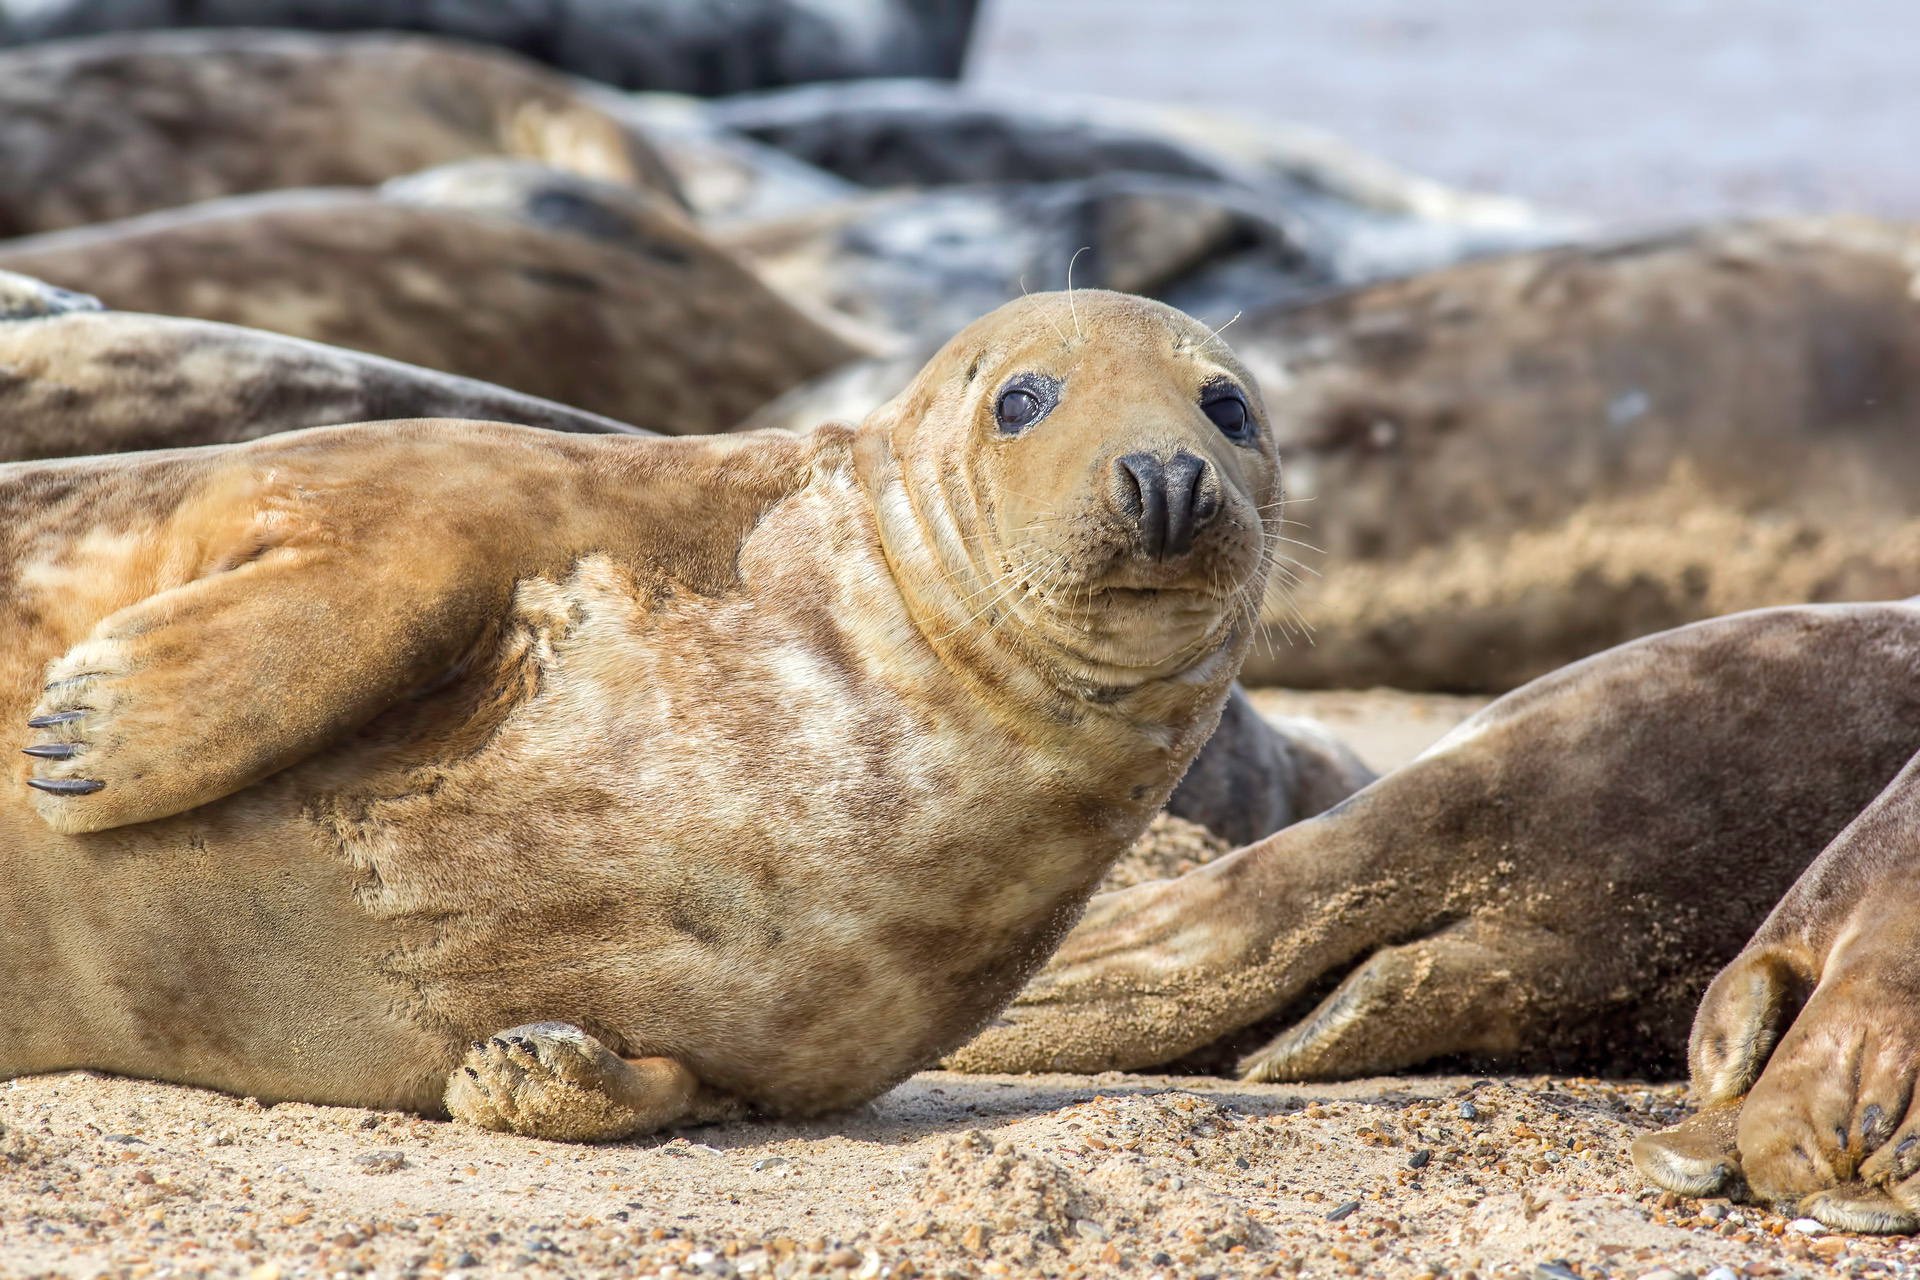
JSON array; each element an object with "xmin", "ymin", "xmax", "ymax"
[
  {"xmin": 0, "ymin": 30, "xmax": 679, "ymax": 239},
  {"xmin": 0, "ymin": 168, "xmax": 859, "ymax": 434},
  {"xmin": 0, "ymin": 291, "xmax": 1278, "ymax": 1141},
  {"xmin": 0, "ymin": 270, "xmax": 646, "ymax": 460},
  {"xmin": 948, "ymin": 602, "xmax": 1920, "ymax": 1085},
  {"xmin": 1236, "ymin": 218, "xmax": 1920, "ymax": 692},
  {"xmin": 1634, "ymin": 754, "xmax": 1920, "ymax": 1234}
]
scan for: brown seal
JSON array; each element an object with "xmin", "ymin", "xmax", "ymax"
[
  {"xmin": 0, "ymin": 29, "xmax": 679, "ymax": 238},
  {"xmin": 1634, "ymin": 750, "xmax": 1920, "ymax": 1233},
  {"xmin": 1234, "ymin": 218, "xmax": 1920, "ymax": 691},
  {"xmin": 0, "ymin": 290, "xmax": 1279, "ymax": 1142},
  {"xmin": 0, "ymin": 270, "xmax": 650, "ymax": 460},
  {"xmin": 948, "ymin": 602, "xmax": 1920, "ymax": 1084},
  {"xmin": 0, "ymin": 168, "xmax": 860, "ymax": 434}
]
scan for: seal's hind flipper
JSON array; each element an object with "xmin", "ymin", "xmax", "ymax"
[
  {"xmin": 445, "ymin": 1022, "xmax": 716, "ymax": 1142},
  {"xmin": 1632, "ymin": 1099, "xmax": 1747, "ymax": 1199},
  {"xmin": 1236, "ymin": 917, "xmax": 1593, "ymax": 1083}
]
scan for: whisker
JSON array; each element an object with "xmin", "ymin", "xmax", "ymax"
[
  {"xmin": 1065, "ymin": 247, "xmax": 1089, "ymax": 339},
  {"xmin": 1019, "ymin": 274, "xmax": 1072, "ymax": 346},
  {"xmin": 1201, "ymin": 310, "xmax": 1242, "ymax": 352}
]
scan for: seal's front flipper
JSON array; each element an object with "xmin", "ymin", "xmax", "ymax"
[
  {"xmin": 445, "ymin": 1023, "xmax": 708, "ymax": 1142},
  {"xmin": 1632, "ymin": 1099, "xmax": 1748, "ymax": 1199},
  {"xmin": 1237, "ymin": 918, "xmax": 1590, "ymax": 1083},
  {"xmin": 22, "ymin": 515, "xmax": 498, "ymax": 835}
]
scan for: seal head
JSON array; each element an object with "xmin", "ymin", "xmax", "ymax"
[{"xmin": 858, "ymin": 288, "xmax": 1280, "ymax": 707}]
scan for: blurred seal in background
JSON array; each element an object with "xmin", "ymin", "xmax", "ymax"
[{"xmin": 0, "ymin": 0, "xmax": 981, "ymax": 94}]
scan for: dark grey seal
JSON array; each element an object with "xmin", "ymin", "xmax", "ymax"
[
  {"xmin": 0, "ymin": 1, "xmax": 980, "ymax": 93},
  {"xmin": 0, "ymin": 269, "xmax": 647, "ymax": 460}
]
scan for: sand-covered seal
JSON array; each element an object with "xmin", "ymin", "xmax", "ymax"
[
  {"xmin": 0, "ymin": 290, "xmax": 1278, "ymax": 1141},
  {"xmin": 0, "ymin": 166, "xmax": 860, "ymax": 434},
  {"xmin": 0, "ymin": 269, "xmax": 651, "ymax": 460},
  {"xmin": 949, "ymin": 602, "xmax": 1920, "ymax": 1087},
  {"xmin": 0, "ymin": 30, "xmax": 680, "ymax": 239}
]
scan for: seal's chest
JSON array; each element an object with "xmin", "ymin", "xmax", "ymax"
[{"xmin": 335, "ymin": 552, "xmax": 1085, "ymax": 921}]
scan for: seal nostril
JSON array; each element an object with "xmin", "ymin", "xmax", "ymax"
[
  {"xmin": 1162, "ymin": 450, "xmax": 1218, "ymax": 558},
  {"xmin": 1115, "ymin": 452, "xmax": 1168, "ymax": 558},
  {"xmin": 1115, "ymin": 455, "xmax": 1146, "ymax": 520}
]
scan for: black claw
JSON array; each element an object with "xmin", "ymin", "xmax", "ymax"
[
  {"xmin": 471, "ymin": 1041, "xmax": 487, "ymax": 1053},
  {"xmin": 41, "ymin": 674, "xmax": 105, "ymax": 692},
  {"xmin": 466, "ymin": 1066, "xmax": 480, "ymax": 1080},
  {"xmin": 27, "ymin": 777, "xmax": 103, "ymax": 796},
  {"xmin": 26, "ymin": 711, "xmax": 84, "ymax": 729},
  {"xmin": 21, "ymin": 743, "xmax": 81, "ymax": 759},
  {"xmin": 490, "ymin": 1038, "xmax": 508, "ymax": 1050}
]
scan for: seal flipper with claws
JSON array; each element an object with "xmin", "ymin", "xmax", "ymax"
[
  {"xmin": 1635, "ymin": 746, "xmax": 1920, "ymax": 1233},
  {"xmin": 17, "ymin": 427, "xmax": 778, "ymax": 835},
  {"xmin": 447, "ymin": 1024, "xmax": 740, "ymax": 1143}
]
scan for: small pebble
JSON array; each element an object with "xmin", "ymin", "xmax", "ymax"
[
  {"xmin": 1234, "ymin": 1155, "xmax": 1250, "ymax": 1169},
  {"xmin": 352, "ymin": 1149, "xmax": 408, "ymax": 1174},
  {"xmin": 1459, "ymin": 1101, "xmax": 1480, "ymax": 1121},
  {"xmin": 1074, "ymin": 1218, "xmax": 1108, "ymax": 1242},
  {"xmin": 1536, "ymin": 1262, "xmax": 1580, "ymax": 1280},
  {"xmin": 752, "ymin": 1156, "xmax": 791, "ymax": 1172},
  {"xmin": 452, "ymin": 1252, "xmax": 480, "ymax": 1268},
  {"xmin": 1408, "ymin": 1149, "xmax": 1433, "ymax": 1169},
  {"xmin": 1703, "ymin": 1267, "xmax": 1738, "ymax": 1280},
  {"xmin": 1635, "ymin": 1269, "xmax": 1688, "ymax": 1280},
  {"xmin": 1326, "ymin": 1200, "xmax": 1360, "ymax": 1222},
  {"xmin": 1789, "ymin": 1217, "xmax": 1826, "ymax": 1235}
]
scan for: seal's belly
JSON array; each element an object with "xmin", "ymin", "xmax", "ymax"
[{"xmin": 304, "ymin": 554, "xmax": 1123, "ymax": 1111}]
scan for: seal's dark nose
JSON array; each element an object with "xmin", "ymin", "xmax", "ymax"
[{"xmin": 1114, "ymin": 450, "xmax": 1221, "ymax": 560}]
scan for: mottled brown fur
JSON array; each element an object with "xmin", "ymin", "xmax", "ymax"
[
  {"xmin": 0, "ymin": 185, "xmax": 857, "ymax": 435},
  {"xmin": 0, "ymin": 29, "xmax": 678, "ymax": 239},
  {"xmin": 0, "ymin": 292, "xmax": 1278, "ymax": 1141}
]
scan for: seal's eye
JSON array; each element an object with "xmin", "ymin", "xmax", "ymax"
[
  {"xmin": 994, "ymin": 373, "xmax": 1062, "ymax": 435},
  {"xmin": 1200, "ymin": 382, "xmax": 1254, "ymax": 441}
]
